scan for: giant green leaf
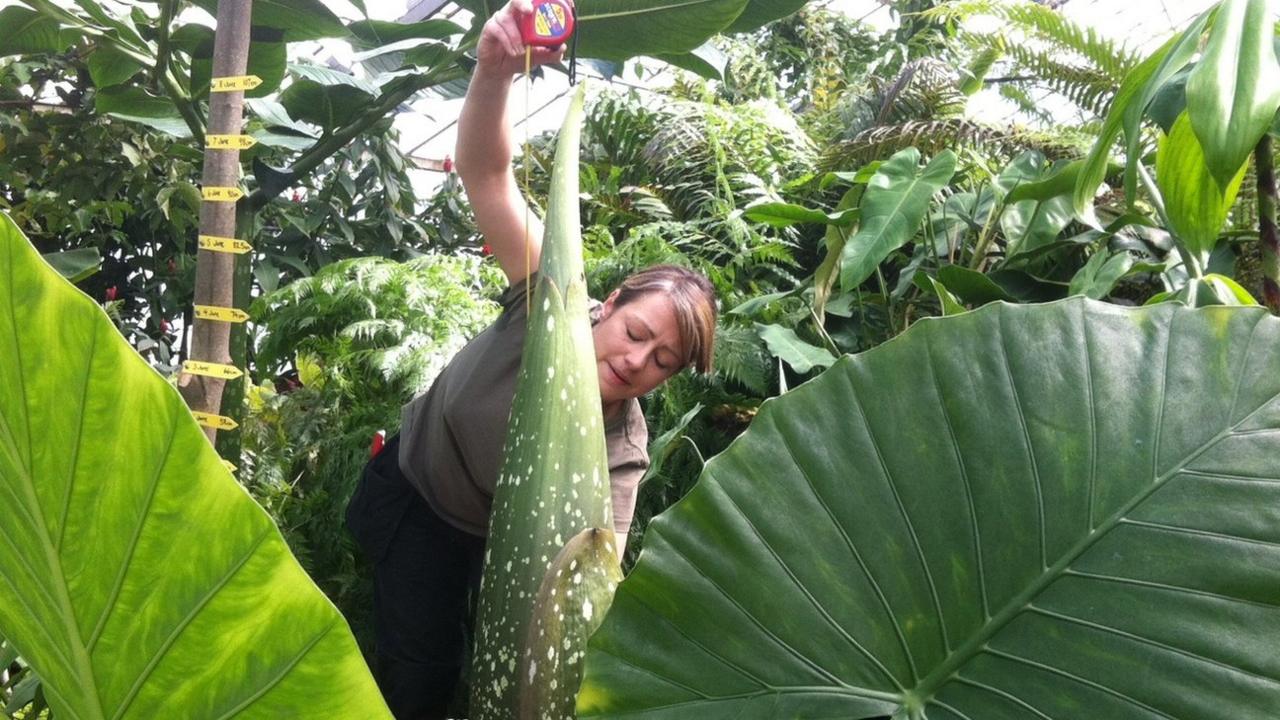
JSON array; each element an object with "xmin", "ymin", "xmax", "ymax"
[
  {"xmin": 85, "ymin": 46, "xmax": 142, "ymax": 88},
  {"xmin": 841, "ymin": 148, "xmax": 956, "ymax": 291},
  {"xmin": 0, "ymin": 212, "xmax": 391, "ymax": 718},
  {"xmin": 580, "ymin": 298, "xmax": 1280, "ymax": 718},
  {"xmin": 575, "ymin": 0, "xmax": 752, "ymax": 62},
  {"xmin": 279, "ymin": 79, "xmax": 373, "ymax": 132},
  {"xmin": 93, "ymin": 87, "xmax": 192, "ymax": 139},
  {"xmin": 1186, "ymin": 0, "xmax": 1280, "ymax": 190},
  {"xmin": 724, "ymin": 0, "xmax": 810, "ymax": 33},
  {"xmin": 0, "ymin": 6, "xmax": 65, "ymax": 56},
  {"xmin": 469, "ymin": 83, "xmax": 617, "ymax": 720},
  {"xmin": 190, "ymin": 28, "xmax": 288, "ymax": 99},
  {"xmin": 1156, "ymin": 111, "xmax": 1247, "ymax": 263},
  {"xmin": 190, "ymin": 0, "xmax": 346, "ymax": 41}
]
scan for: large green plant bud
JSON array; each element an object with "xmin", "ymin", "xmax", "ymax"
[
  {"xmin": 470, "ymin": 83, "xmax": 617, "ymax": 718},
  {"xmin": 519, "ymin": 529, "xmax": 622, "ymax": 720}
]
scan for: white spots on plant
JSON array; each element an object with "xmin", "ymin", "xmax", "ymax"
[
  {"xmin": 546, "ymin": 365, "xmax": 555, "ymax": 380},
  {"xmin": 582, "ymin": 598, "xmax": 594, "ymax": 620},
  {"xmin": 546, "ymin": 315, "xmax": 555, "ymax": 332}
]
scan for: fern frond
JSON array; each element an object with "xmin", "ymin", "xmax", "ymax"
[
  {"xmin": 711, "ymin": 322, "xmax": 772, "ymax": 396},
  {"xmin": 819, "ymin": 119, "xmax": 1091, "ymax": 170},
  {"xmin": 998, "ymin": 42, "xmax": 1118, "ymax": 117},
  {"xmin": 928, "ymin": 0, "xmax": 1140, "ymax": 82}
]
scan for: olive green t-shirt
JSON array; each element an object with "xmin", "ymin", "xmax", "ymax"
[{"xmin": 398, "ymin": 275, "xmax": 649, "ymax": 537}]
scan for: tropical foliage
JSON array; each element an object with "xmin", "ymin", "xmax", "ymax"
[
  {"xmin": 0, "ymin": 211, "xmax": 391, "ymax": 719},
  {"xmin": 5, "ymin": 0, "xmax": 1280, "ymax": 716},
  {"xmin": 242, "ymin": 253, "xmax": 504, "ymax": 649},
  {"xmin": 580, "ymin": 298, "xmax": 1280, "ymax": 718}
]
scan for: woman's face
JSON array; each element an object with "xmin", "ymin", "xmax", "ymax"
[{"xmin": 592, "ymin": 291, "xmax": 684, "ymax": 406}]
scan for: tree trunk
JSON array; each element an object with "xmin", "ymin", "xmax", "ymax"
[
  {"xmin": 179, "ymin": 0, "xmax": 253, "ymax": 451},
  {"xmin": 1255, "ymin": 134, "xmax": 1280, "ymax": 314}
]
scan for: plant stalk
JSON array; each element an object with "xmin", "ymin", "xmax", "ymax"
[
  {"xmin": 1254, "ymin": 134, "xmax": 1280, "ymax": 313},
  {"xmin": 1137, "ymin": 162, "xmax": 1203, "ymax": 279},
  {"xmin": 153, "ymin": 0, "xmax": 177, "ymax": 88}
]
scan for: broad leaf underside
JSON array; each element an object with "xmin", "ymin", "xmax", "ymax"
[
  {"xmin": 0, "ymin": 213, "xmax": 388, "ymax": 719},
  {"xmin": 580, "ymin": 298, "xmax": 1280, "ymax": 719}
]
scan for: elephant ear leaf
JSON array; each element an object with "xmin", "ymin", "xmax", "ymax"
[
  {"xmin": 580, "ymin": 298, "xmax": 1280, "ymax": 719},
  {"xmin": 0, "ymin": 211, "xmax": 390, "ymax": 719}
]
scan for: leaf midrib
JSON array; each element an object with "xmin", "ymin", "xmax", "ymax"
[
  {"xmin": 3, "ymin": 232, "xmax": 106, "ymax": 720},
  {"xmin": 913, "ymin": 310, "xmax": 1274, "ymax": 701}
]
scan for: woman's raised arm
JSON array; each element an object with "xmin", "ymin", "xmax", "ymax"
[{"xmin": 455, "ymin": 0, "xmax": 568, "ymax": 286}]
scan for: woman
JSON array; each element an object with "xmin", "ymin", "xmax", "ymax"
[{"xmin": 344, "ymin": 1, "xmax": 718, "ymax": 717}]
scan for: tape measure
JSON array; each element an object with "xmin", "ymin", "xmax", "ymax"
[{"xmin": 521, "ymin": 0, "xmax": 575, "ymax": 48}]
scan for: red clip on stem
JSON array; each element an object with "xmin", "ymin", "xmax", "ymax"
[{"xmin": 521, "ymin": 0, "xmax": 574, "ymax": 48}]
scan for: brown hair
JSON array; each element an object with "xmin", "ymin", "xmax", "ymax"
[{"xmin": 612, "ymin": 264, "xmax": 717, "ymax": 374}]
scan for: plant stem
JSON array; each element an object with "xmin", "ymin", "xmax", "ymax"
[
  {"xmin": 1137, "ymin": 162, "xmax": 1203, "ymax": 279},
  {"xmin": 967, "ymin": 187, "xmax": 1002, "ymax": 271},
  {"xmin": 809, "ymin": 307, "xmax": 840, "ymax": 356},
  {"xmin": 1254, "ymin": 134, "xmax": 1280, "ymax": 313},
  {"xmin": 153, "ymin": 0, "xmax": 177, "ymax": 88}
]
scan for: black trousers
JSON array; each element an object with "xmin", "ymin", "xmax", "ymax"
[{"xmin": 345, "ymin": 434, "xmax": 487, "ymax": 720}]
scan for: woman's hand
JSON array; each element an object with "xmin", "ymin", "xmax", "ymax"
[{"xmin": 476, "ymin": 0, "xmax": 571, "ymax": 80}]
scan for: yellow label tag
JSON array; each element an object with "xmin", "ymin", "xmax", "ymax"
[
  {"xmin": 183, "ymin": 360, "xmax": 244, "ymax": 380},
  {"xmin": 192, "ymin": 411, "xmax": 239, "ymax": 431},
  {"xmin": 194, "ymin": 304, "xmax": 250, "ymax": 323},
  {"xmin": 198, "ymin": 235, "xmax": 253, "ymax": 254},
  {"xmin": 220, "ymin": 459, "xmax": 238, "ymax": 473},
  {"xmin": 201, "ymin": 186, "xmax": 244, "ymax": 202},
  {"xmin": 206, "ymin": 134, "xmax": 258, "ymax": 150},
  {"xmin": 210, "ymin": 75, "xmax": 262, "ymax": 92}
]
